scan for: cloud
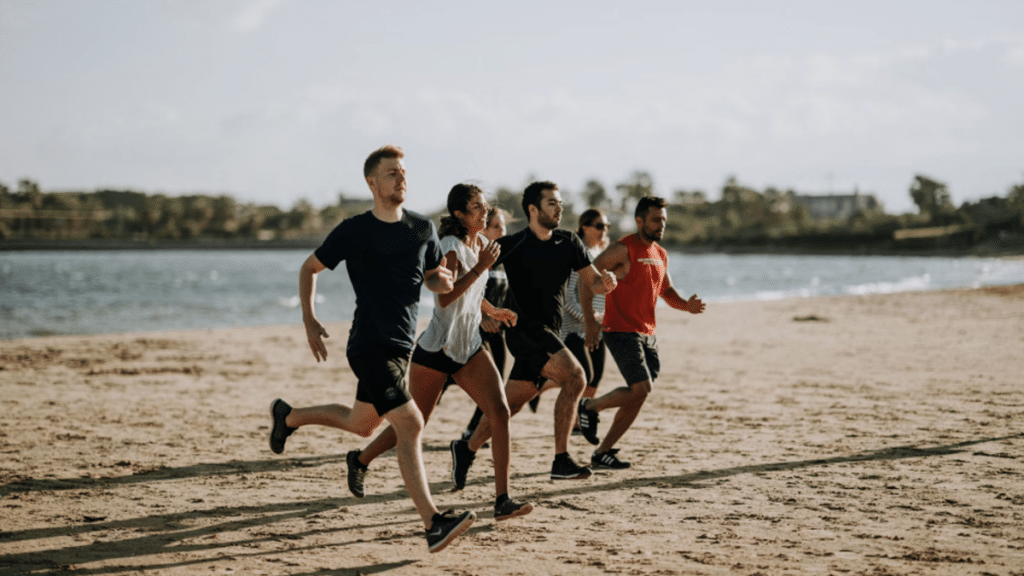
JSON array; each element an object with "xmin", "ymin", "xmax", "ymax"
[{"xmin": 230, "ymin": 0, "xmax": 284, "ymax": 33}]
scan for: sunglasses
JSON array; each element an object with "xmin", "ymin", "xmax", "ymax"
[{"xmin": 588, "ymin": 222, "xmax": 608, "ymax": 230}]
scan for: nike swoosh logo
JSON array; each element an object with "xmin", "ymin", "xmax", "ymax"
[{"xmin": 554, "ymin": 239, "xmax": 563, "ymax": 244}]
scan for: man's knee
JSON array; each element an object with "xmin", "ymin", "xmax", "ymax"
[
  {"xmin": 560, "ymin": 363, "xmax": 586, "ymax": 396},
  {"xmin": 628, "ymin": 381, "xmax": 652, "ymax": 405},
  {"xmin": 385, "ymin": 403, "xmax": 424, "ymax": 438}
]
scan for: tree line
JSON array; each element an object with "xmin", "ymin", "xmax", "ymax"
[{"xmin": 2, "ymin": 173, "xmax": 1023, "ymax": 253}]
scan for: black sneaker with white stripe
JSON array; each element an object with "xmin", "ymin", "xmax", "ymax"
[
  {"xmin": 426, "ymin": 509, "xmax": 475, "ymax": 553},
  {"xmin": 591, "ymin": 448, "xmax": 631, "ymax": 469},
  {"xmin": 577, "ymin": 398, "xmax": 600, "ymax": 445}
]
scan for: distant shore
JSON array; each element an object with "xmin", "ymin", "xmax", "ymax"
[
  {"xmin": 3, "ymin": 236, "xmax": 1023, "ymax": 258},
  {"xmin": 0, "ymin": 237, "xmax": 321, "ymax": 251}
]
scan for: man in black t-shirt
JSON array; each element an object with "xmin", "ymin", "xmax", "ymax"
[
  {"xmin": 450, "ymin": 181, "xmax": 617, "ymax": 485},
  {"xmin": 266, "ymin": 145, "xmax": 475, "ymax": 554}
]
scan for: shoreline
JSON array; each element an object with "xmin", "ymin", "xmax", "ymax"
[{"xmin": 4, "ymin": 283, "xmax": 1023, "ymax": 342}]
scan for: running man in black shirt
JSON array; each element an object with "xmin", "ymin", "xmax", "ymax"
[
  {"xmin": 450, "ymin": 181, "xmax": 617, "ymax": 485},
  {"xmin": 267, "ymin": 145, "xmax": 475, "ymax": 553}
]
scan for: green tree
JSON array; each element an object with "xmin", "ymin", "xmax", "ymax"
[
  {"xmin": 615, "ymin": 170, "xmax": 654, "ymax": 214},
  {"xmin": 909, "ymin": 174, "xmax": 954, "ymax": 221},
  {"xmin": 582, "ymin": 179, "xmax": 610, "ymax": 209}
]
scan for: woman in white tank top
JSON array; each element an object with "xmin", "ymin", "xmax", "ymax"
[{"xmin": 351, "ymin": 184, "xmax": 533, "ymax": 521}]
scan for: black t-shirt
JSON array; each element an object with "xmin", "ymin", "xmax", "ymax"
[
  {"xmin": 314, "ymin": 210, "xmax": 443, "ymax": 355},
  {"xmin": 495, "ymin": 227, "xmax": 591, "ymax": 333}
]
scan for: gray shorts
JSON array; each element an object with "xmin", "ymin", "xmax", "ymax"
[{"xmin": 603, "ymin": 332, "xmax": 660, "ymax": 386}]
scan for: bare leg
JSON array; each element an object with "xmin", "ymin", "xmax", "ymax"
[
  {"xmin": 383, "ymin": 401, "xmax": 440, "ymax": 528},
  {"xmin": 541, "ymin": 349, "xmax": 586, "ymax": 455},
  {"xmin": 467, "ymin": 379, "xmax": 537, "ymax": 452},
  {"xmin": 586, "ymin": 380, "xmax": 652, "ymax": 453},
  {"xmin": 358, "ymin": 364, "xmax": 447, "ymax": 466},
  {"xmin": 468, "ymin": 349, "xmax": 585, "ymax": 457},
  {"xmin": 286, "ymin": 401, "xmax": 383, "ymax": 438},
  {"xmin": 453, "ymin": 350, "xmax": 510, "ymax": 496}
]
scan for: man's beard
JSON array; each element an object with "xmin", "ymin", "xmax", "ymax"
[
  {"xmin": 641, "ymin": 227, "xmax": 663, "ymax": 242},
  {"xmin": 382, "ymin": 188, "xmax": 406, "ymax": 205},
  {"xmin": 538, "ymin": 211, "xmax": 560, "ymax": 230}
]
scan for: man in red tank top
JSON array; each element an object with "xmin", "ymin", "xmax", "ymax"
[{"xmin": 577, "ymin": 196, "xmax": 706, "ymax": 470}]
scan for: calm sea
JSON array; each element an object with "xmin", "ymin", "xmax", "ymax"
[{"xmin": 2, "ymin": 250, "xmax": 1023, "ymax": 340}]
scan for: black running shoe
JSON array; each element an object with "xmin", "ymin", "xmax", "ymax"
[
  {"xmin": 426, "ymin": 509, "xmax": 475, "ymax": 553},
  {"xmin": 494, "ymin": 496, "xmax": 534, "ymax": 521},
  {"xmin": 346, "ymin": 449, "xmax": 368, "ymax": 498},
  {"xmin": 550, "ymin": 454, "xmax": 592, "ymax": 480},
  {"xmin": 450, "ymin": 439, "xmax": 475, "ymax": 491},
  {"xmin": 269, "ymin": 398, "xmax": 296, "ymax": 454},
  {"xmin": 591, "ymin": 448, "xmax": 631, "ymax": 469},
  {"xmin": 577, "ymin": 398, "xmax": 600, "ymax": 446}
]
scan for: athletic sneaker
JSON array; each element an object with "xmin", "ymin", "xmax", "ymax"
[
  {"xmin": 426, "ymin": 509, "xmax": 476, "ymax": 553},
  {"xmin": 550, "ymin": 454, "xmax": 592, "ymax": 480},
  {"xmin": 577, "ymin": 398, "xmax": 600, "ymax": 446},
  {"xmin": 450, "ymin": 439, "xmax": 475, "ymax": 491},
  {"xmin": 346, "ymin": 449, "xmax": 368, "ymax": 498},
  {"xmin": 592, "ymin": 448, "xmax": 631, "ymax": 469},
  {"xmin": 494, "ymin": 496, "xmax": 534, "ymax": 521},
  {"xmin": 269, "ymin": 398, "xmax": 296, "ymax": 454}
]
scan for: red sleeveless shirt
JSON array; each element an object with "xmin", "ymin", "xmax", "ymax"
[{"xmin": 602, "ymin": 233, "xmax": 667, "ymax": 336}]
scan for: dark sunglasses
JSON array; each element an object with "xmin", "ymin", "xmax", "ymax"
[{"xmin": 588, "ymin": 222, "xmax": 608, "ymax": 230}]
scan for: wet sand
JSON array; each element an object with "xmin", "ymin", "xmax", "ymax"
[{"xmin": 2, "ymin": 286, "xmax": 1023, "ymax": 575}]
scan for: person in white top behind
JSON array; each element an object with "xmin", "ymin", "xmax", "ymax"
[{"xmin": 347, "ymin": 183, "xmax": 534, "ymax": 522}]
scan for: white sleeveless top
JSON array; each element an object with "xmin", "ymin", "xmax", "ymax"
[{"xmin": 416, "ymin": 233, "xmax": 488, "ymax": 364}]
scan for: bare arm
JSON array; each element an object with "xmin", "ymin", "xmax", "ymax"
[
  {"xmin": 423, "ymin": 255, "xmax": 455, "ymax": 295},
  {"xmin": 481, "ymin": 298, "xmax": 517, "ymax": 327},
  {"xmin": 661, "ymin": 273, "xmax": 706, "ymax": 314},
  {"xmin": 437, "ymin": 241, "xmax": 499, "ymax": 307},
  {"xmin": 436, "ymin": 251, "xmax": 470, "ymax": 308},
  {"xmin": 299, "ymin": 253, "xmax": 330, "ymax": 362}
]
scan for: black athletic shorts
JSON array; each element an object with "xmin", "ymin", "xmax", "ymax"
[
  {"xmin": 347, "ymin": 346, "xmax": 413, "ymax": 416},
  {"xmin": 505, "ymin": 325, "xmax": 567, "ymax": 389},
  {"xmin": 411, "ymin": 344, "xmax": 483, "ymax": 377},
  {"xmin": 603, "ymin": 332, "xmax": 660, "ymax": 386}
]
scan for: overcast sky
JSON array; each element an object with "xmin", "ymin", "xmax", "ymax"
[{"xmin": 2, "ymin": 0, "xmax": 1022, "ymax": 215}]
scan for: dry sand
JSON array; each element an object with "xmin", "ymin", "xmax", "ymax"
[{"xmin": 1, "ymin": 286, "xmax": 1023, "ymax": 575}]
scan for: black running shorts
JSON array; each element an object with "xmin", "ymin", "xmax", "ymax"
[
  {"xmin": 347, "ymin": 346, "xmax": 413, "ymax": 416},
  {"xmin": 411, "ymin": 344, "xmax": 483, "ymax": 377},
  {"xmin": 505, "ymin": 325, "xmax": 567, "ymax": 388}
]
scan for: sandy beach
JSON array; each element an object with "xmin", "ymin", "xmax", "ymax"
[{"xmin": 2, "ymin": 286, "xmax": 1023, "ymax": 575}]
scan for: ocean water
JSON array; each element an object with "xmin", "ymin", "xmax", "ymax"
[{"xmin": 1, "ymin": 250, "xmax": 1023, "ymax": 340}]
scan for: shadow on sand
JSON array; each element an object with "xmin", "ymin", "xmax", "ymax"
[{"xmin": 1, "ymin": 433, "xmax": 1019, "ymax": 574}]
